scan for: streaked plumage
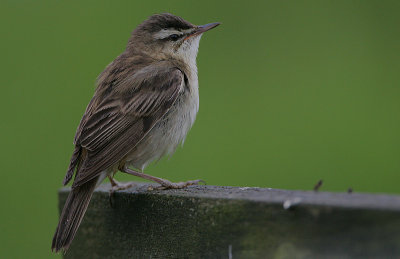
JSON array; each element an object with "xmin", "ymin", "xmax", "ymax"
[{"xmin": 52, "ymin": 13, "xmax": 219, "ymax": 252}]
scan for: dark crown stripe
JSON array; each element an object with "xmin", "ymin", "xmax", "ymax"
[{"xmin": 138, "ymin": 13, "xmax": 193, "ymax": 33}]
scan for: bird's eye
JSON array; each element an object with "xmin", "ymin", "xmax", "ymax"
[{"xmin": 169, "ymin": 34, "xmax": 180, "ymax": 41}]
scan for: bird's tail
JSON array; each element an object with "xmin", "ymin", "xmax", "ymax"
[{"xmin": 51, "ymin": 177, "xmax": 98, "ymax": 253}]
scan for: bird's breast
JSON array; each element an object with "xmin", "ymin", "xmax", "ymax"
[
  {"xmin": 165, "ymin": 74, "xmax": 199, "ymax": 144},
  {"xmin": 126, "ymin": 74, "xmax": 199, "ymax": 170},
  {"xmin": 158, "ymin": 73, "xmax": 199, "ymax": 150}
]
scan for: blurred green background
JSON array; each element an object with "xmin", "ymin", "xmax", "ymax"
[{"xmin": 1, "ymin": 0, "xmax": 400, "ymax": 258}]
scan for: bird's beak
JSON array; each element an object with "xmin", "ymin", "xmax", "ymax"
[
  {"xmin": 197, "ymin": 22, "xmax": 221, "ymax": 34},
  {"xmin": 184, "ymin": 22, "xmax": 221, "ymax": 40}
]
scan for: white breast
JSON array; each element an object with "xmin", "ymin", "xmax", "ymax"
[
  {"xmin": 127, "ymin": 72, "xmax": 199, "ymax": 171},
  {"xmin": 167, "ymin": 73, "xmax": 199, "ymax": 146}
]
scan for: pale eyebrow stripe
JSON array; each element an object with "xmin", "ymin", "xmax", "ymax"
[{"xmin": 154, "ymin": 29, "xmax": 183, "ymax": 39}]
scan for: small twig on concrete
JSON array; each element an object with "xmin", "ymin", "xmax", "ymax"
[{"xmin": 313, "ymin": 179, "xmax": 323, "ymax": 192}]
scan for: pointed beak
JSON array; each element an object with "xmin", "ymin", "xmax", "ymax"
[
  {"xmin": 184, "ymin": 22, "xmax": 221, "ymax": 40},
  {"xmin": 197, "ymin": 22, "xmax": 221, "ymax": 33}
]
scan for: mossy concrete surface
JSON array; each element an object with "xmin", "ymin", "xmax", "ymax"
[{"xmin": 59, "ymin": 183, "xmax": 400, "ymax": 258}]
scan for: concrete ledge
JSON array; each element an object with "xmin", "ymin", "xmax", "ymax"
[{"xmin": 59, "ymin": 183, "xmax": 400, "ymax": 258}]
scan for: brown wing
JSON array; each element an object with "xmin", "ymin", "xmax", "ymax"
[{"xmin": 65, "ymin": 65, "xmax": 184, "ymax": 188}]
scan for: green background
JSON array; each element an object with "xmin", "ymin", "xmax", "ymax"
[{"xmin": 1, "ymin": 0, "xmax": 399, "ymax": 258}]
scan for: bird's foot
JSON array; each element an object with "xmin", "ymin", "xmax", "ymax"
[
  {"xmin": 150, "ymin": 179, "xmax": 206, "ymax": 190},
  {"xmin": 120, "ymin": 167, "xmax": 206, "ymax": 191},
  {"xmin": 110, "ymin": 180, "xmax": 135, "ymax": 192}
]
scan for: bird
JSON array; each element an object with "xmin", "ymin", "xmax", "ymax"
[{"xmin": 51, "ymin": 13, "xmax": 220, "ymax": 253}]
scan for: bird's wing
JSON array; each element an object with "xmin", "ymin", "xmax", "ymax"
[{"xmin": 68, "ymin": 66, "xmax": 184, "ymax": 188}]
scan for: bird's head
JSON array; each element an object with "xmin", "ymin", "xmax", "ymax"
[{"xmin": 127, "ymin": 13, "xmax": 220, "ymax": 65}]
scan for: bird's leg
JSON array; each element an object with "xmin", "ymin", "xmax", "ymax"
[{"xmin": 120, "ymin": 167, "xmax": 205, "ymax": 189}]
